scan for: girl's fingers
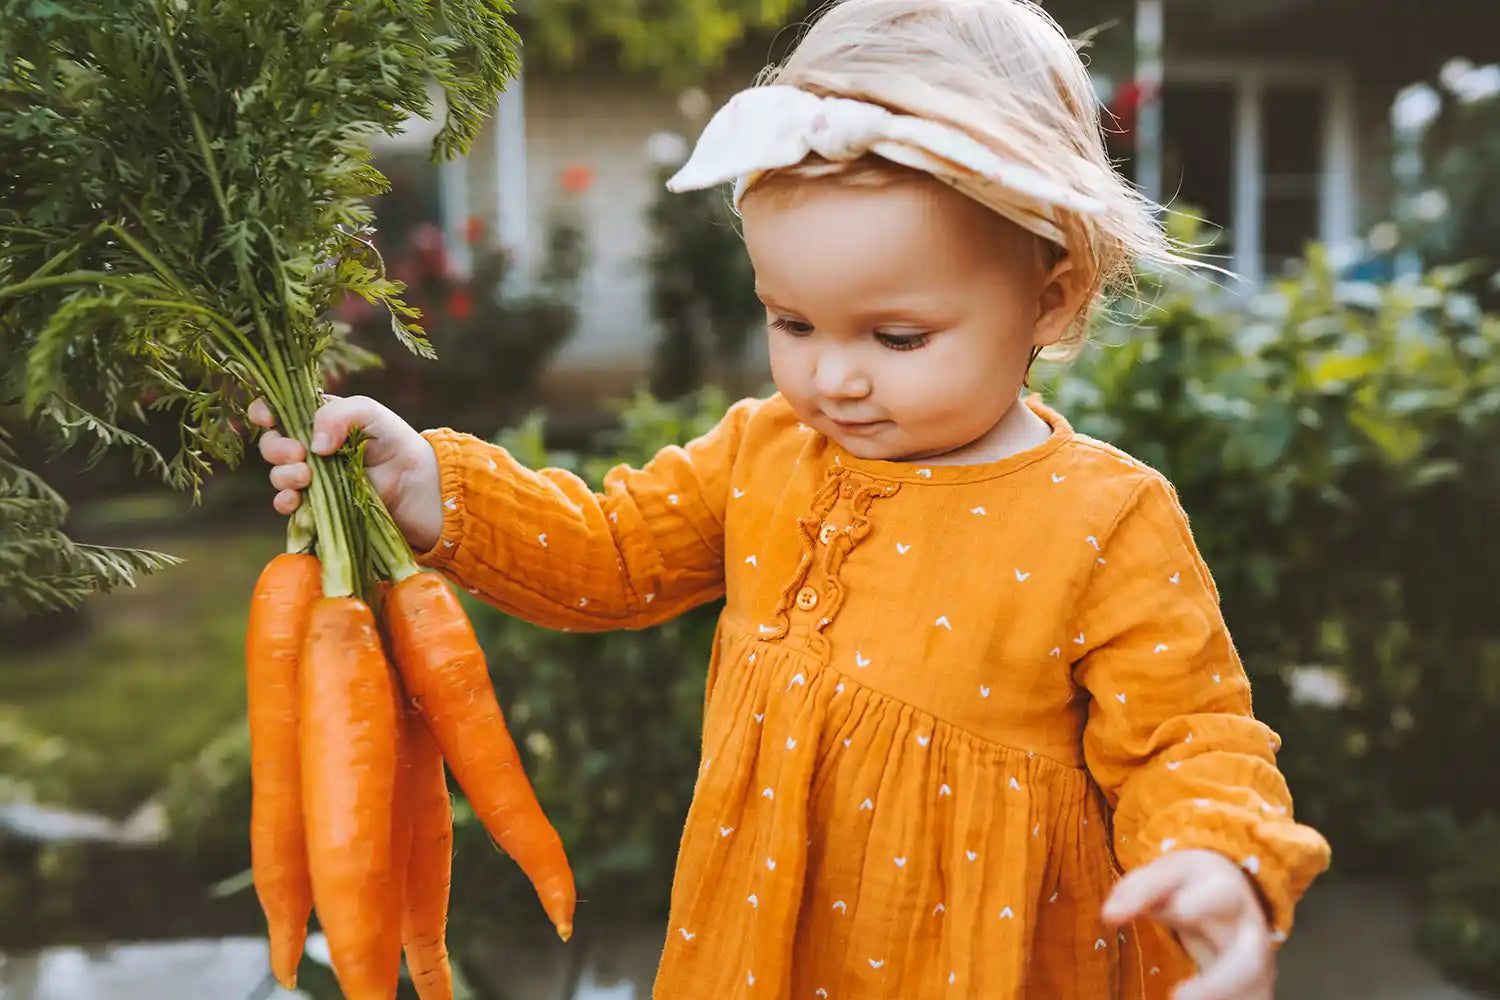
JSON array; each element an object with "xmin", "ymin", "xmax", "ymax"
[
  {"xmin": 1173, "ymin": 922, "xmax": 1271, "ymax": 1000},
  {"xmin": 258, "ymin": 429, "xmax": 306, "ymax": 466},
  {"xmin": 269, "ymin": 463, "xmax": 311, "ymax": 492},
  {"xmin": 247, "ymin": 398, "xmax": 275, "ymax": 428},
  {"xmin": 273, "ymin": 489, "xmax": 302, "ymax": 515},
  {"xmin": 1103, "ymin": 857, "xmax": 1189, "ymax": 925},
  {"xmin": 308, "ymin": 394, "xmax": 376, "ymax": 456},
  {"xmin": 1163, "ymin": 879, "xmax": 1244, "ymax": 930}
]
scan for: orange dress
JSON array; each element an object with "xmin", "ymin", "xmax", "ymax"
[{"xmin": 417, "ymin": 393, "xmax": 1331, "ymax": 999}]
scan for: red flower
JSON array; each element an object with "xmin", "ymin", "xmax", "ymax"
[
  {"xmin": 560, "ymin": 165, "xmax": 593, "ymax": 195},
  {"xmin": 447, "ymin": 288, "xmax": 474, "ymax": 321}
]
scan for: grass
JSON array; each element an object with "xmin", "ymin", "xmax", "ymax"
[{"xmin": 0, "ymin": 520, "xmax": 286, "ymax": 819}]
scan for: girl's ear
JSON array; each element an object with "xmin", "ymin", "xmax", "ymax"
[{"xmin": 1031, "ymin": 257, "xmax": 1090, "ymax": 348}]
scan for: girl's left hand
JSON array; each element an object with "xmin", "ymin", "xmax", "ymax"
[{"xmin": 1101, "ymin": 849, "xmax": 1274, "ymax": 1000}]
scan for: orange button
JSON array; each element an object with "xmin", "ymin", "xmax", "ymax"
[
  {"xmin": 795, "ymin": 586, "xmax": 819, "ymax": 611},
  {"xmin": 818, "ymin": 523, "xmax": 838, "ymax": 545}
]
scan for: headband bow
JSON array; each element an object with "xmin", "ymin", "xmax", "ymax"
[{"xmin": 665, "ymin": 85, "xmax": 1104, "ymax": 245}]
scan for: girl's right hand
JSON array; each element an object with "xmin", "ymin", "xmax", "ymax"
[{"xmin": 248, "ymin": 395, "xmax": 445, "ymax": 552}]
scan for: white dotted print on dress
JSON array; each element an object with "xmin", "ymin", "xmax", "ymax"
[
  {"xmin": 1170, "ymin": 572, "xmax": 1181, "ymax": 584},
  {"xmin": 869, "ymin": 959, "xmax": 885, "ymax": 969},
  {"xmin": 894, "ymin": 856, "xmax": 907, "ymax": 867},
  {"xmin": 762, "ymin": 787, "xmax": 774, "ymax": 800},
  {"xmin": 1073, "ymin": 632, "xmax": 1086, "ymax": 645},
  {"xmin": 979, "ymin": 684, "xmax": 991, "ymax": 697},
  {"xmin": 734, "ymin": 488, "xmax": 745, "ymax": 498},
  {"xmin": 748, "ymin": 893, "xmax": 758, "ymax": 908},
  {"xmin": 444, "ymin": 496, "xmax": 457, "ymax": 511},
  {"xmin": 1161, "ymin": 838, "xmax": 1176, "ymax": 852},
  {"xmin": 860, "ymin": 797, "xmax": 874, "ymax": 811},
  {"xmin": 916, "ymin": 735, "xmax": 930, "ymax": 747},
  {"xmin": 766, "ymin": 858, "xmax": 776, "ymax": 871},
  {"xmin": 720, "ymin": 826, "xmax": 734, "ymax": 837},
  {"xmin": 1086, "ymin": 535, "xmax": 1099, "ymax": 550},
  {"xmin": 933, "ymin": 902, "xmax": 946, "ymax": 915},
  {"xmin": 1015, "ymin": 568, "xmax": 1031, "ymax": 582},
  {"xmin": 488, "ymin": 458, "xmax": 498, "ymax": 471},
  {"xmin": 538, "ymin": 533, "xmax": 548, "ymax": 547},
  {"xmin": 999, "ymin": 906, "xmax": 1015, "ymax": 919},
  {"xmin": 896, "ymin": 542, "xmax": 911, "ymax": 555},
  {"xmin": 917, "ymin": 468, "xmax": 932, "ymax": 478},
  {"xmin": 939, "ymin": 783, "xmax": 952, "ymax": 797},
  {"xmin": 855, "ymin": 651, "xmax": 871, "ymax": 668},
  {"xmin": 832, "ymin": 900, "xmax": 848, "ymax": 913},
  {"xmin": 679, "ymin": 928, "xmax": 695, "ymax": 941},
  {"xmin": 1009, "ymin": 777, "xmax": 1021, "ymax": 791},
  {"xmin": 966, "ymin": 850, "xmax": 978, "ymax": 862},
  {"xmin": 1154, "ymin": 643, "xmax": 1170, "ymax": 653},
  {"xmin": 971, "ymin": 506, "xmax": 987, "ymax": 516},
  {"xmin": 786, "ymin": 737, "xmax": 797, "ymax": 750},
  {"xmin": 935, "ymin": 615, "xmax": 952, "ymax": 630},
  {"xmin": 746, "ymin": 555, "xmax": 757, "ymax": 567}
]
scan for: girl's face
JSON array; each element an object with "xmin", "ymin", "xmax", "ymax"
[{"xmin": 742, "ymin": 176, "xmax": 1083, "ymax": 464}]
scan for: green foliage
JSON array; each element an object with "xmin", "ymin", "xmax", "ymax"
[
  {"xmin": 646, "ymin": 164, "xmax": 760, "ymax": 399},
  {"xmin": 0, "ymin": 0, "xmax": 519, "ymax": 610},
  {"xmin": 520, "ymin": 0, "xmax": 805, "ymax": 84},
  {"xmin": 346, "ymin": 203, "xmax": 587, "ymax": 435},
  {"xmin": 0, "ymin": 433, "xmax": 181, "ymax": 621}
]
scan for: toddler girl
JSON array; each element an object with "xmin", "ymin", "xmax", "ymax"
[{"xmin": 253, "ymin": 1, "xmax": 1330, "ymax": 997}]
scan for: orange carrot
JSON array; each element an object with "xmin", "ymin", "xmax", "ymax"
[
  {"xmin": 400, "ymin": 703, "xmax": 456, "ymax": 1000},
  {"xmin": 300, "ymin": 596, "xmax": 405, "ymax": 1000},
  {"xmin": 245, "ymin": 552, "xmax": 320, "ymax": 989},
  {"xmin": 382, "ymin": 571, "xmax": 576, "ymax": 940}
]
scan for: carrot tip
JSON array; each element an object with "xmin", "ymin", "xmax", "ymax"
[
  {"xmin": 556, "ymin": 922, "xmax": 573, "ymax": 943},
  {"xmin": 274, "ymin": 972, "xmax": 297, "ymax": 990}
]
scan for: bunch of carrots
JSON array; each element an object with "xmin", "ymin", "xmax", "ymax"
[{"xmin": 245, "ymin": 505, "xmax": 575, "ymax": 1000}]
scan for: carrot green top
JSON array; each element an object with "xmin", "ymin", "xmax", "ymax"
[{"xmin": 417, "ymin": 392, "xmax": 1330, "ymax": 1000}]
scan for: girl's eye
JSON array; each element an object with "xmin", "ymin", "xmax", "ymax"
[
  {"xmin": 770, "ymin": 316, "xmax": 814, "ymax": 336},
  {"xmin": 875, "ymin": 331, "xmax": 930, "ymax": 351}
]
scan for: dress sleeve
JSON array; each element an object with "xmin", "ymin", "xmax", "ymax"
[
  {"xmin": 414, "ymin": 397, "xmax": 763, "ymax": 631},
  {"xmin": 1071, "ymin": 473, "xmax": 1331, "ymax": 937}
]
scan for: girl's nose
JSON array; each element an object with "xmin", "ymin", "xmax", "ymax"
[{"xmin": 812, "ymin": 350, "xmax": 872, "ymax": 400}]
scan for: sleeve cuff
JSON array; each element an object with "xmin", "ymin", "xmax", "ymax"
[
  {"xmin": 1121, "ymin": 816, "xmax": 1331, "ymax": 939},
  {"xmin": 413, "ymin": 428, "xmax": 473, "ymax": 572}
]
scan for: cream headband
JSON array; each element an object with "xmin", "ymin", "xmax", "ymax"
[{"xmin": 665, "ymin": 85, "xmax": 1105, "ymax": 246}]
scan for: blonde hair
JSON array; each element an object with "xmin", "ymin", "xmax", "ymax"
[{"xmin": 752, "ymin": 0, "xmax": 1178, "ymax": 352}]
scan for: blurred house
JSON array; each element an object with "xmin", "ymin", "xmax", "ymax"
[{"xmin": 370, "ymin": 0, "xmax": 1499, "ymax": 403}]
